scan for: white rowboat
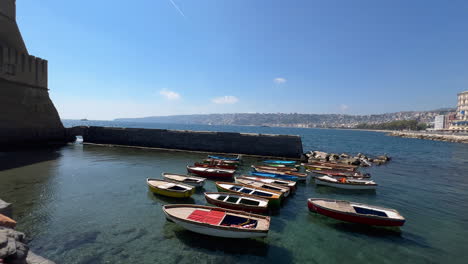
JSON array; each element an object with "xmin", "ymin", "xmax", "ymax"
[
  {"xmin": 163, "ymin": 204, "xmax": 270, "ymax": 238},
  {"xmin": 314, "ymin": 176, "xmax": 377, "ymax": 190}
]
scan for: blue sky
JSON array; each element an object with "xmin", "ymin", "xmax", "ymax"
[{"xmin": 18, "ymin": 0, "xmax": 468, "ymax": 120}]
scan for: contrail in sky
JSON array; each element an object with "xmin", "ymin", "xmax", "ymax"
[{"xmin": 169, "ymin": 0, "xmax": 186, "ymax": 18}]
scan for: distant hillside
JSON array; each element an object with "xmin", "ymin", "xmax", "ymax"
[{"xmin": 115, "ymin": 109, "xmax": 456, "ymax": 128}]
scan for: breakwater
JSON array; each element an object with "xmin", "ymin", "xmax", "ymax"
[
  {"xmin": 68, "ymin": 126, "xmax": 303, "ymax": 158},
  {"xmin": 388, "ymin": 131, "xmax": 468, "ymax": 144}
]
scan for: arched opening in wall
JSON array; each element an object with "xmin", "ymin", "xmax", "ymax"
[{"xmin": 75, "ymin": 135, "xmax": 83, "ymax": 144}]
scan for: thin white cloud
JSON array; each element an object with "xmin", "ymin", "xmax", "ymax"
[
  {"xmin": 212, "ymin": 96, "xmax": 239, "ymax": 104},
  {"xmin": 273, "ymin": 77, "xmax": 287, "ymax": 84},
  {"xmin": 168, "ymin": 0, "xmax": 186, "ymax": 18},
  {"xmin": 159, "ymin": 89, "xmax": 181, "ymax": 100},
  {"xmin": 340, "ymin": 104, "xmax": 349, "ymax": 111}
]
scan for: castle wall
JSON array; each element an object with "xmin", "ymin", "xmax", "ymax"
[
  {"xmin": 0, "ymin": 0, "xmax": 27, "ymax": 53},
  {"xmin": 0, "ymin": 45, "xmax": 47, "ymax": 88},
  {"xmin": 70, "ymin": 126, "xmax": 303, "ymax": 158},
  {"xmin": 0, "ymin": 0, "xmax": 66, "ymax": 147},
  {"xmin": 0, "ymin": 78, "xmax": 66, "ymax": 146}
]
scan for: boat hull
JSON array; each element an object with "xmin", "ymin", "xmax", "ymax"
[
  {"xmin": 164, "ymin": 212, "xmax": 268, "ymax": 238},
  {"xmin": 314, "ymin": 178, "xmax": 377, "ymax": 190},
  {"xmin": 308, "ymin": 200, "xmax": 405, "ymax": 226}
]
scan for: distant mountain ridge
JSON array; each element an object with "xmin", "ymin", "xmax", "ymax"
[{"xmin": 115, "ymin": 109, "xmax": 456, "ymax": 128}]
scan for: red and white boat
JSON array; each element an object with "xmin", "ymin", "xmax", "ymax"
[
  {"xmin": 194, "ymin": 162, "xmax": 238, "ymax": 170},
  {"xmin": 307, "ymin": 198, "xmax": 405, "ymax": 226},
  {"xmin": 187, "ymin": 166, "xmax": 235, "ymax": 179},
  {"xmin": 163, "ymin": 204, "xmax": 270, "ymax": 238}
]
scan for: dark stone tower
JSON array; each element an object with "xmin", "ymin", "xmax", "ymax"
[{"xmin": 0, "ymin": 0, "xmax": 67, "ymax": 147}]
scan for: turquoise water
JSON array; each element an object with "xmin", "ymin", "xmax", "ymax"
[{"xmin": 1, "ymin": 121, "xmax": 468, "ymax": 263}]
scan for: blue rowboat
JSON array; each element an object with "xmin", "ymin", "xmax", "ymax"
[
  {"xmin": 250, "ymin": 172, "xmax": 298, "ymax": 182},
  {"xmin": 263, "ymin": 160, "xmax": 296, "ymax": 165},
  {"xmin": 208, "ymin": 155, "xmax": 241, "ymax": 161}
]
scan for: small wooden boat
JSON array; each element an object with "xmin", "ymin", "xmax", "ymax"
[
  {"xmin": 253, "ymin": 170, "xmax": 309, "ymax": 182},
  {"xmin": 305, "ymin": 162, "xmax": 358, "ymax": 170},
  {"xmin": 162, "ymin": 173, "xmax": 206, "ymax": 187},
  {"xmin": 304, "ymin": 164, "xmax": 355, "ymax": 172},
  {"xmin": 194, "ymin": 162, "xmax": 237, "ymax": 170},
  {"xmin": 235, "ymin": 178, "xmax": 290, "ymax": 197},
  {"xmin": 147, "ymin": 178, "xmax": 195, "ymax": 198},
  {"xmin": 204, "ymin": 158, "xmax": 240, "ymax": 165},
  {"xmin": 215, "ymin": 182, "xmax": 283, "ymax": 208},
  {"xmin": 263, "ymin": 160, "xmax": 296, "ymax": 165},
  {"xmin": 250, "ymin": 172, "xmax": 298, "ymax": 182},
  {"xmin": 314, "ymin": 176, "xmax": 377, "ymax": 190},
  {"xmin": 204, "ymin": 192, "xmax": 269, "ymax": 214},
  {"xmin": 308, "ymin": 198, "xmax": 405, "ymax": 226},
  {"xmin": 254, "ymin": 168, "xmax": 308, "ymax": 178},
  {"xmin": 309, "ymin": 170, "xmax": 370, "ymax": 178},
  {"xmin": 187, "ymin": 166, "xmax": 235, "ymax": 179},
  {"xmin": 163, "ymin": 204, "xmax": 270, "ymax": 238},
  {"xmin": 208, "ymin": 155, "xmax": 242, "ymax": 161},
  {"xmin": 252, "ymin": 165, "xmax": 298, "ymax": 172},
  {"xmin": 237, "ymin": 175, "xmax": 297, "ymax": 192}
]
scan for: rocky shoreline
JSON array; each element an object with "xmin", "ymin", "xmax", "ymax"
[
  {"xmin": 388, "ymin": 131, "xmax": 468, "ymax": 144},
  {"xmin": 0, "ymin": 199, "xmax": 55, "ymax": 264}
]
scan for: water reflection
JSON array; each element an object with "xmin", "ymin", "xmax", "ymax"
[{"xmin": 0, "ymin": 147, "xmax": 62, "ymax": 171}]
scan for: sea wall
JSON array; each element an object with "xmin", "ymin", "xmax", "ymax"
[
  {"xmin": 388, "ymin": 131, "xmax": 468, "ymax": 144},
  {"xmin": 69, "ymin": 126, "xmax": 304, "ymax": 158}
]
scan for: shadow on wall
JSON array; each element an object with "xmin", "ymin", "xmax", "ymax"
[{"xmin": 0, "ymin": 147, "xmax": 62, "ymax": 171}]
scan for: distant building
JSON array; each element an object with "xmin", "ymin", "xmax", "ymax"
[
  {"xmin": 434, "ymin": 115, "xmax": 445, "ymax": 130},
  {"xmin": 450, "ymin": 91, "xmax": 468, "ymax": 130}
]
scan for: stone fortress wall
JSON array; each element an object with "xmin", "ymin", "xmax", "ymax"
[
  {"xmin": 0, "ymin": 45, "xmax": 48, "ymax": 89},
  {"xmin": 0, "ymin": 0, "xmax": 66, "ymax": 147}
]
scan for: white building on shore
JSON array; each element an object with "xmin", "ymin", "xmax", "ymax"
[
  {"xmin": 450, "ymin": 91, "xmax": 468, "ymax": 130},
  {"xmin": 434, "ymin": 115, "xmax": 445, "ymax": 130}
]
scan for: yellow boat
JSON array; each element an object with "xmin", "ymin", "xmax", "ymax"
[{"xmin": 146, "ymin": 178, "xmax": 195, "ymax": 198}]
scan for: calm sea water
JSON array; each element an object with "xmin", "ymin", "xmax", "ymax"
[{"xmin": 1, "ymin": 120, "xmax": 468, "ymax": 263}]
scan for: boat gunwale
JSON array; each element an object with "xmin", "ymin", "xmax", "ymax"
[
  {"xmin": 204, "ymin": 192, "xmax": 269, "ymax": 209},
  {"xmin": 187, "ymin": 165, "xmax": 236, "ymax": 174},
  {"xmin": 237, "ymin": 175, "xmax": 297, "ymax": 187},
  {"xmin": 162, "ymin": 172, "xmax": 206, "ymax": 182}
]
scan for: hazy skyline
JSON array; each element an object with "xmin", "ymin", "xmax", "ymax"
[{"xmin": 18, "ymin": 0, "xmax": 468, "ymax": 120}]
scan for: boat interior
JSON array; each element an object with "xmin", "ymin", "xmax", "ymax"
[
  {"xmin": 186, "ymin": 209, "xmax": 258, "ymax": 228},
  {"xmin": 229, "ymin": 185, "xmax": 273, "ymax": 197},
  {"xmin": 215, "ymin": 194, "xmax": 263, "ymax": 206}
]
